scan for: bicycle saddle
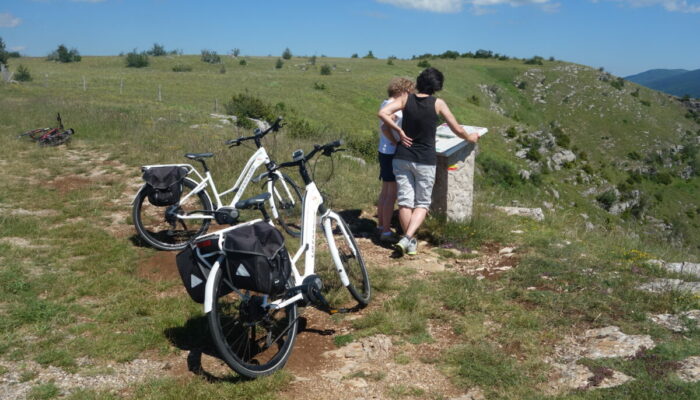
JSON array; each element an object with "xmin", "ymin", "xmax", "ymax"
[
  {"xmin": 184, "ymin": 152, "xmax": 214, "ymax": 160},
  {"xmin": 235, "ymin": 192, "xmax": 271, "ymax": 210}
]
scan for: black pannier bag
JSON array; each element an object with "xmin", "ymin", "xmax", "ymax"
[
  {"xmin": 142, "ymin": 166, "xmax": 188, "ymax": 206},
  {"xmin": 176, "ymin": 239, "xmax": 232, "ymax": 304},
  {"xmin": 222, "ymin": 222, "xmax": 291, "ymax": 296}
]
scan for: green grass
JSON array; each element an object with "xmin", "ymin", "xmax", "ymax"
[{"xmin": 2, "ymin": 54, "xmax": 700, "ymax": 399}]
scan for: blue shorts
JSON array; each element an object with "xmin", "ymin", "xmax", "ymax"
[{"xmin": 378, "ymin": 152, "xmax": 396, "ymax": 182}]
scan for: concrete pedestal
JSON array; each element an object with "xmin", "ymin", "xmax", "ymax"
[{"xmin": 431, "ymin": 141, "xmax": 477, "ymax": 222}]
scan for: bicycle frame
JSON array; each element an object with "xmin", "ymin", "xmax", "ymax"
[
  {"xmin": 201, "ymin": 180, "xmax": 352, "ymax": 314},
  {"xmin": 137, "ymin": 146, "xmax": 297, "ymax": 222}
]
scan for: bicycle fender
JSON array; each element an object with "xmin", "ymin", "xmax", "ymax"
[
  {"xmin": 131, "ymin": 184, "xmax": 147, "ymax": 206},
  {"xmin": 203, "ymin": 259, "xmax": 222, "ymax": 314}
]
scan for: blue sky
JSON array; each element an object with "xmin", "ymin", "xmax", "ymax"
[{"xmin": 1, "ymin": 0, "xmax": 698, "ymax": 76}]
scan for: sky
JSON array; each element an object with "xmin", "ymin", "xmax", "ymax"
[{"xmin": 0, "ymin": 0, "xmax": 699, "ymax": 77}]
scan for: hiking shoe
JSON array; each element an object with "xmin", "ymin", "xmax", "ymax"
[
  {"xmin": 395, "ymin": 236, "xmax": 411, "ymax": 256},
  {"xmin": 379, "ymin": 232, "xmax": 394, "ymax": 244},
  {"xmin": 407, "ymin": 237, "xmax": 418, "ymax": 255}
]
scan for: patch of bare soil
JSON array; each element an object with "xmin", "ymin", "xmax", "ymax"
[
  {"xmin": 47, "ymin": 175, "xmax": 93, "ymax": 195},
  {"xmin": 137, "ymin": 251, "xmax": 180, "ymax": 282}
]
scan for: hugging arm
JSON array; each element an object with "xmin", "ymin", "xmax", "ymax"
[{"xmin": 378, "ymin": 94, "xmax": 412, "ymax": 147}]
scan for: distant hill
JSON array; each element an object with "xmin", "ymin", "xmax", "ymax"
[{"xmin": 626, "ymin": 68, "xmax": 700, "ymax": 98}]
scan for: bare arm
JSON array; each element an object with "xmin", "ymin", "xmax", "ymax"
[
  {"xmin": 378, "ymin": 94, "xmax": 412, "ymax": 147},
  {"xmin": 435, "ymin": 98, "xmax": 479, "ymax": 143}
]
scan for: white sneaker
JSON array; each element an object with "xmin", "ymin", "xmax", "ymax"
[
  {"xmin": 395, "ymin": 236, "xmax": 411, "ymax": 256},
  {"xmin": 407, "ymin": 237, "xmax": 418, "ymax": 255}
]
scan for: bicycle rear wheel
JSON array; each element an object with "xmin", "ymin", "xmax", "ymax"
[
  {"xmin": 208, "ymin": 268, "xmax": 298, "ymax": 378},
  {"xmin": 132, "ymin": 177, "xmax": 213, "ymax": 251}
]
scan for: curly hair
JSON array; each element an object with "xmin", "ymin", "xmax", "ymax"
[
  {"xmin": 416, "ymin": 67, "xmax": 444, "ymax": 95},
  {"xmin": 386, "ymin": 77, "xmax": 415, "ymax": 98}
]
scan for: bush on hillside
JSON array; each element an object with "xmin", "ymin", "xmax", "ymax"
[
  {"xmin": 275, "ymin": 58, "xmax": 284, "ymax": 69},
  {"xmin": 125, "ymin": 50, "xmax": 149, "ymax": 68},
  {"xmin": 523, "ymin": 56, "xmax": 544, "ymax": 65},
  {"xmin": 477, "ymin": 153, "xmax": 521, "ymax": 187},
  {"xmin": 610, "ymin": 77, "xmax": 625, "ymax": 90},
  {"xmin": 282, "ymin": 48, "xmax": 292, "ymax": 60},
  {"xmin": 320, "ymin": 64, "xmax": 331, "ymax": 75},
  {"xmin": 224, "ymin": 92, "xmax": 274, "ymax": 121},
  {"xmin": 287, "ymin": 117, "xmax": 319, "ymax": 139},
  {"xmin": 148, "ymin": 43, "xmax": 167, "ymax": 56},
  {"xmin": 596, "ymin": 190, "xmax": 617, "ymax": 210},
  {"xmin": 363, "ymin": 51, "xmax": 376, "ymax": 59},
  {"xmin": 47, "ymin": 44, "xmax": 81, "ymax": 63},
  {"xmin": 347, "ymin": 133, "xmax": 376, "ymax": 160},
  {"xmin": 351, "ymin": 53, "xmax": 358, "ymax": 58},
  {"xmin": 313, "ymin": 82, "xmax": 326, "ymax": 90},
  {"xmin": 14, "ymin": 64, "xmax": 31, "ymax": 81},
  {"xmin": 239, "ymin": 59, "xmax": 247, "ymax": 66},
  {"xmin": 0, "ymin": 37, "xmax": 7, "ymax": 66},
  {"xmin": 417, "ymin": 59, "xmax": 431, "ymax": 68},
  {"xmin": 308, "ymin": 55, "xmax": 317, "ymax": 66},
  {"xmin": 201, "ymin": 50, "xmax": 221, "ymax": 64},
  {"xmin": 172, "ymin": 64, "xmax": 192, "ymax": 72},
  {"xmin": 232, "ymin": 48, "xmax": 240, "ymax": 57}
]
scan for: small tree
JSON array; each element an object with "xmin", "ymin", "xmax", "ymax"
[
  {"xmin": 282, "ymin": 47, "xmax": 292, "ymax": 60},
  {"xmin": 48, "ymin": 44, "xmax": 81, "ymax": 63},
  {"xmin": 148, "ymin": 43, "xmax": 166, "ymax": 56},
  {"xmin": 201, "ymin": 50, "xmax": 221, "ymax": 64},
  {"xmin": 232, "ymin": 48, "xmax": 240, "ymax": 57},
  {"xmin": 14, "ymin": 64, "xmax": 32, "ymax": 82},
  {"xmin": 239, "ymin": 58, "xmax": 247, "ymax": 66},
  {"xmin": 0, "ymin": 37, "xmax": 7, "ymax": 66},
  {"xmin": 363, "ymin": 50, "xmax": 376, "ymax": 59},
  {"xmin": 275, "ymin": 58, "xmax": 284, "ymax": 69},
  {"xmin": 351, "ymin": 53, "xmax": 358, "ymax": 58},
  {"xmin": 125, "ymin": 49, "xmax": 149, "ymax": 68},
  {"xmin": 320, "ymin": 64, "xmax": 331, "ymax": 75}
]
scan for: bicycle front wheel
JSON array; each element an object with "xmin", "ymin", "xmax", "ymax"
[
  {"xmin": 208, "ymin": 268, "xmax": 298, "ymax": 378},
  {"xmin": 132, "ymin": 177, "xmax": 213, "ymax": 251},
  {"xmin": 271, "ymin": 173, "xmax": 303, "ymax": 238},
  {"xmin": 321, "ymin": 216, "xmax": 371, "ymax": 308}
]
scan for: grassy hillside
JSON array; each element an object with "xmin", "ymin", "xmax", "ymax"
[{"xmin": 2, "ymin": 54, "xmax": 700, "ymax": 399}]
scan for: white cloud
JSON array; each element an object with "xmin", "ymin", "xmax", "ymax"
[
  {"xmin": 602, "ymin": 0, "xmax": 700, "ymax": 13},
  {"xmin": 377, "ymin": 0, "xmax": 557, "ymax": 13},
  {"xmin": 0, "ymin": 12, "xmax": 22, "ymax": 28}
]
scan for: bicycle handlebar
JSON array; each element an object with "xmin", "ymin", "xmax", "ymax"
[
  {"xmin": 225, "ymin": 117, "xmax": 283, "ymax": 148},
  {"xmin": 276, "ymin": 140, "xmax": 344, "ymax": 170}
]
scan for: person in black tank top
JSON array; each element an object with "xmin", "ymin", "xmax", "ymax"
[{"xmin": 378, "ymin": 68, "xmax": 481, "ymax": 256}]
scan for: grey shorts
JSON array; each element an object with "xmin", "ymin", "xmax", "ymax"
[{"xmin": 392, "ymin": 158, "xmax": 436, "ymax": 209}]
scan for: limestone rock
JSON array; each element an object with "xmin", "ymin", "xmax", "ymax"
[
  {"xmin": 677, "ymin": 356, "xmax": 700, "ymax": 382},
  {"xmin": 579, "ymin": 326, "xmax": 655, "ymax": 359},
  {"xmin": 495, "ymin": 206, "xmax": 545, "ymax": 222},
  {"xmin": 664, "ymin": 262, "xmax": 700, "ymax": 278},
  {"xmin": 638, "ymin": 278, "xmax": 700, "ymax": 295},
  {"xmin": 649, "ymin": 310, "xmax": 700, "ymax": 332}
]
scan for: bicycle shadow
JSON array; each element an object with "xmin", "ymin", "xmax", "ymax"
[
  {"xmin": 164, "ymin": 316, "xmax": 247, "ymax": 383},
  {"xmin": 336, "ymin": 209, "xmax": 377, "ymax": 239},
  {"xmin": 164, "ymin": 316, "xmax": 333, "ymax": 382}
]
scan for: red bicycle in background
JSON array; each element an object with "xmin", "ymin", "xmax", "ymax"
[{"xmin": 18, "ymin": 113, "xmax": 75, "ymax": 146}]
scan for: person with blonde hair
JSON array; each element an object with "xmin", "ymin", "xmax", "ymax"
[
  {"xmin": 379, "ymin": 68, "xmax": 479, "ymax": 256},
  {"xmin": 376, "ymin": 77, "xmax": 415, "ymax": 242}
]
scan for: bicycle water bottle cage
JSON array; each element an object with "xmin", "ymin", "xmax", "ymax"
[{"xmin": 292, "ymin": 149, "xmax": 304, "ymax": 162}]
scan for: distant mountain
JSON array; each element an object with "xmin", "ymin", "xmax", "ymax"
[{"xmin": 626, "ymin": 68, "xmax": 700, "ymax": 98}]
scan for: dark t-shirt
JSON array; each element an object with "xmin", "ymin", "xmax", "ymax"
[{"xmin": 394, "ymin": 94, "xmax": 438, "ymax": 166}]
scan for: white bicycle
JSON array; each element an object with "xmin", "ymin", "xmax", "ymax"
[
  {"xmin": 183, "ymin": 140, "xmax": 370, "ymax": 378},
  {"xmin": 132, "ymin": 118, "xmax": 303, "ymax": 251}
]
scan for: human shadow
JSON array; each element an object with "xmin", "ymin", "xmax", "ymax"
[
  {"xmin": 163, "ymin": 315, "xmax": 246, "ymax": 383},
  {"xmin": 336, "ymin": 209, "xmax": 377, "ymax": 239}
]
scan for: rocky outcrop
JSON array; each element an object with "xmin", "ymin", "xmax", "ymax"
[{"xmin": 494, "ymin": 206, "xmax": 545, "ymax": 221}]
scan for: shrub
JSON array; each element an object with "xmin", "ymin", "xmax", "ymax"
[
  {"xmin": 640, "ymin": 100, "xmax": 651, "ymax": 107},
  {"xmin": 351, "ymin": 53, "xmax": 358, "ymax": 58},
  {"xmin": 239, "ymin": 59, "xmax": 247, "ymax": 66},
  {"xmin": 320, "ymin": 64, "xmax": 331, "ymax": 75},
  {"xmin": 524, "ymin": 56, "xmax": 544, "ymax": 65},
  {"xmin": 224, "ymin": 92, "xmax": 274, "ymax": 121},
  {"xmin": 517, "ymin": 81, "xmax": 527, "ymax": 90},
  {"xmin": 236, "ymin": 117, "xmax": 255, "ymax": 129},
  {"xmin": 282, "ymin": 47, "xmax": 292, "ymax": 60},
  {"xmin": 363, "ymin": 50, "xmax": 376, "ymax": 59},
  {"xmin": 525, "ymin": 147, "xmax": 542, "ymax": 162},
  {"xmin": 275, "ymin": 58, "xmax": 284, "ymax": 69},
  {"xmin": 631, "ymin": 88, "xmax": 640, "ymax": 98},
  {"xmin": 596, "ymin": 190, "xmax": 617, "ymax": 210},
  {"xmin": 287, "ymin": 117, "xmax": 319, "ymax": 139},
  {"xmin": 47, "ymin": 44, "xmax": 81, "ymax": 63},
  {"xmin": 14, "ymin": 64, "xmax": 31, "ymax": 82},
  {"xmin": 650, "ymin": 171, "xmax": 673, "ymax": 185},
  {"xmin": 313, "ymin": 82, "xmax": 326, "ymax": 90},
  {"xmin": 467, "ymin": 95, "xmax": 479, "ymax": 106},
  {"xmin": 581, "ymin": 164, "xmax": 594, "ymax": 174},
  {"xmin": 552, "ymin": 127, "xmax": 570, "ymax": 148},
  {"xmin": 477, "ymin": 153, "xmax": 521, "ymax": 187},
  {"xmin": 148, "ymin": 43, "xmax": 166, "ymax": 56},
  {"xmin": 200, "ymin": 49, "xmax": 221, "ymax": 64},
  {"xmin": 627, "ymin": 151, "xmax": 642, "ymax": 161},
  {"xmin": 417, "ymin": 59, "xmax": 431, "ymax": 68},
  {"xmin": 172, "ymin": 64, "xmax": 192, "ymax": 72},
  {"xmin": 232, "ymin": 48, "xmax": 240, "ymax": 57},
  {"xmin": 0, "ymin": 36, "xmax": 7, "ymax": 66},
  {"xmin": 610, "ymin": 77, "xmax": 625, "ymax": 90},
  {"xmin": 387, "ymin": 58, "xmax": 394, "ymax": 66},
  {"xmin": 125, "ymin": 50, "xmax": 149, "ymax": 68},
  {"xmin": 505, "ymin": 126, "xmax": 518, "ymax": 138},
  {"xmin": 347, "ymin": 133, "xmax": 376, "ymax": 160},
  {"xmin": 308, "ymin": 55, "xmax": 317, "ymax": 65}
]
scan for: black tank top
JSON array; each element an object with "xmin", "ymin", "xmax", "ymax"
[{"xmin": 394, "ymin": 94, "xmax": 438, "ymax": 165}]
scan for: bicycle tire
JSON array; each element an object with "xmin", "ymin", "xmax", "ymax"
[
  {"xmin": 132, "ymin": 177, "xmax": 213, "ymax": 251},
  {"xmin": 17, "ymin": 128, "xmax": 51, "ymax": 141},
  {"xmin": 39, "ymin": 131, "xmax": 72, "ymax": 147},
  {"xmin": 208, "ymin": 270, "xmax": 298, "ymax": 378},
  {"xmin": 331, "ymin": 216, "xmax": 371, "ymax": 307},
  {"xmin": 271, "ymin": 173, "xmax": 303, "ymax": 238}
]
